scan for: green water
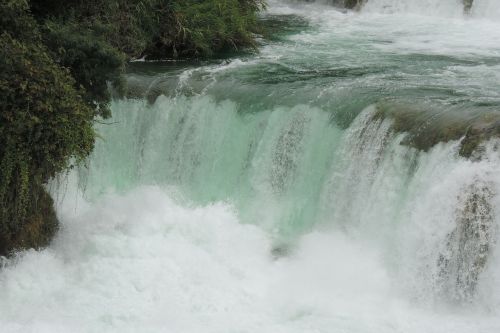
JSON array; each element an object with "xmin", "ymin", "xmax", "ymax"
[
  {"xmin": 82, "ymin": 3, "xmax": 500, "ymax": 238},
  {"xmin": 2, "ymin": 1, "xmax": 500, "ymax": 332}
]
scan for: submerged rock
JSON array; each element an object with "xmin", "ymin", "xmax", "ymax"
[
  {"xmin": 259, "ymin": 14, "xmax": 311, "ymax": 41},
  {"xmin": 271, "ymin": 243, "xmax": 293, "ymax": 259}
]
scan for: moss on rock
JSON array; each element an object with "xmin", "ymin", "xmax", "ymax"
[
  {"xmin": 374, "ymin": 102, "xmax": 500, "ymax": 158},
  {"xmin": 0, "ymin": 186, "xmax": 58, "ymax": 256}
]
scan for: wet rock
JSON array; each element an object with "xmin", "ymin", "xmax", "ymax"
[
  {"xmin": 271, "ymin": 112, "xmax": 309, "ymax": 194},
  {"xmin": 299, "ymin": 0, "xmax": 365, "ymax": 10},
  {"xmin": 271, "ymin": 244, "xmax": 293, "ymax": 259},
  {"xmin": 437, "ymin": 181, "xmax": 494, "ymax": 301},
  {"xmin": 343, "ymin": 0, "xmax": 366, "ymax": 10},
  {"xmin": 374, "ymin": 102, "xmax": 500, "ymax": 158},
  {"xmin": 0, "ymin": 186, "xmax": 58, "ymax": 257},
  {"xmin": 464, "ymin": 0, "xmax": 474, "ymax": 14},
  {"xmin": 259, "ymin": 14, "xmax": 310, "ymax": 41}
]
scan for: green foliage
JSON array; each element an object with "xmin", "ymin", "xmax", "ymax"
[
  {"xmin": 42, "ymin": 21, "xmax": 126, "ymax": 118},
  {"xmin": 0, "ymin": 1, "xmax": 38, "ymax": 41},
  {"xmin": 148, "ymin": 0, "xmax": 263, "ymax": 57},
  {"xmin": 31, "ymin": 0, "xmax": 153, "ymax": 57},
  {"xmin": 0, "ymin": 0, "xmax": 265, "ymax": 254},
  {"xmin": 0, "ymin": 30, "xmax": 95, "ymax": 216},
  {"xmin": 0, "ymin": 2, "xmax": 95, "ymax": 253},
  {"xmin": 131, "ymin": 0, "xmax": 266, "ymax": 57},
  {"xmin": 30, "ymin": 0, "xmax": 266, "ymax": 59}
]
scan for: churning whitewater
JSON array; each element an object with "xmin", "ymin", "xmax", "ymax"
[{"xmin": 2, "ymin": 0, "xmax": 500, "ymax": 332}]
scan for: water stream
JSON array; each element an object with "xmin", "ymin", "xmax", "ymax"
[{"xmin": 1, "ymin": 0, "xmax": 500, "ymax": 331}]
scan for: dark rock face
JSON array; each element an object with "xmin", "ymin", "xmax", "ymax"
[
  {"xmin": 437, "ymin": 181, "xmax": 494, "ymax": 301},
  {"xmin": 0, "ymin": 187, "xmax": 58, "ymax": 257},
  {"xmin": 327, "ymin": 0, "xmax": 365, "ymax": 10},
  {"xmin": 343, "ymin": 0, "xmax": 365, "ymax": 9},
  {"xmin": 272, "ymin": 113, "xmax": 309, "ymax": 194},
  {"xmin": 306, "ymin": 0, "xmax": 364, "ymax": 10},
  {"xmin": 332, "ymin": 0, "xmax": 471, "ymax": 12},
  {"xmin": 464, "ymin": 0, "xmax": 474, "ymax": 13}
]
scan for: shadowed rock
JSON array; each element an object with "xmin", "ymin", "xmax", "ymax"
[
  {"xmin": 343, "ymin": 0, "xmax": 366, "ymax": 10},
  {"xmin": 0, "ymin": 186, "xmax": 58, "ymax": 257},
  {"xmin": 437, "ymin": 180, "xmax": 494, "ymax": 301},
  {"xmin": 464, "ymin": 0, "xmax": 474, "ymax": 14},
  {"xmin": 271, "ymin": 244, "xmax": 293, "ymax": 259}
]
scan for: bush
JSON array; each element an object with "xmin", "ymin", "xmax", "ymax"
[
  {"xmin": 145, "ymin": 0, "xmax": 266, "ymax": 58},
  {"xmin": 31, "ymin": 0, "xmax": 266, "ymax": 59},
  {"xmin": 42, "ymin": 21, "xmax": 126, "ymax": 118},
  {"xmin": 0, "ymin": 2, "xmax": 95, "ymax": 254}
]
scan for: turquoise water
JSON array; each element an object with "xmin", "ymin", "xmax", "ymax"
[
  {"xmin": 2, "ymin": 1, "xmax": 500, "ymax": 332},
  {"xmin": 83, "ymin": 0, "xmax": 500, "ymax": 237}
]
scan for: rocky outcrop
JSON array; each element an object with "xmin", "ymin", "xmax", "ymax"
[
  {"xmin": 343, "ymin": 0, "xmax": 366, "ymax": 10},
  {"xmin": 326, "ymin": 0, "xmax": 365, "ymax": 10},
  {"xmin": 329, "ymin": 0, "xmax": 473, "ymax": 12},
  {"xmin": 464, "ymin": 0, "xmax": 474, "ymax": 13},
  {"xmin": 438, "ymin": 181, "xmax": 494, "ymax": 301},
  {"xmin": 374, "ymin": 103, "xmax": 500, "ymax": 158},
  {"xmin": 0, "ymin": 186, "xmax": 58, "ymax": 256}
]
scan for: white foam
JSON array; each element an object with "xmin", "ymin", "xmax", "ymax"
[
  {"xmin": 2, "ymin": 1, "xmax": 500, "ymax": 331},
  {"xmin": 0, "ymin": 185, "xmax": 499, "ymax": 332},
  {"xmin": 362, "ymin": 0, "xmax": 465, "ymax": 17},
  {"xmin": 471, "ymin": 0, "xmax": 500, "ymax": 20}
]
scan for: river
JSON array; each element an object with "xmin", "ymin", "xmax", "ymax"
[{"xmin": 1, "ymin": 0, "xmax": 500, "ymax": 332}]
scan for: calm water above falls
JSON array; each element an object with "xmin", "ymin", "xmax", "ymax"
[{"xmin": 2, "ymin": 1, "xmax": 500, "ymax": 332}]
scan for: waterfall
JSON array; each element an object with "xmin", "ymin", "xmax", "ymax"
[
  {"xmin": 470, "ymin": 0, "xmax": 500, "ymax": 19},
  {"xmin": 78, "ymin": 97, "xmax": 500, "ymax": 304},
  {"xmin": 437, "ymin": 179, "xmax": 495, "ymax": 301},
  {"xmin": 2, "ymin": 1, "xmax": 500, "ymax": 331},
  {"xmin": 361, "ymin": 0, "xmax": 500, "ymax": 18},
  {"xmin": 362, "ymin": 0, "xmax": 465, "ymax": 16}
]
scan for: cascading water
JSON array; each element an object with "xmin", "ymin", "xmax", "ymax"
[
  {"xmin": 2, "ymin": 0, "xmax": 500, "ymax": 332},
  {"xmin": 362, "ymin": 0, "xmax": 500, "ymax": 20},
  {"xmin": 471, "ymin": 0, "xmax": 500, "ymax": 19},
  {"xmin": 362, "ymin": 0, "xmax": 465, "ymax": 17}
]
